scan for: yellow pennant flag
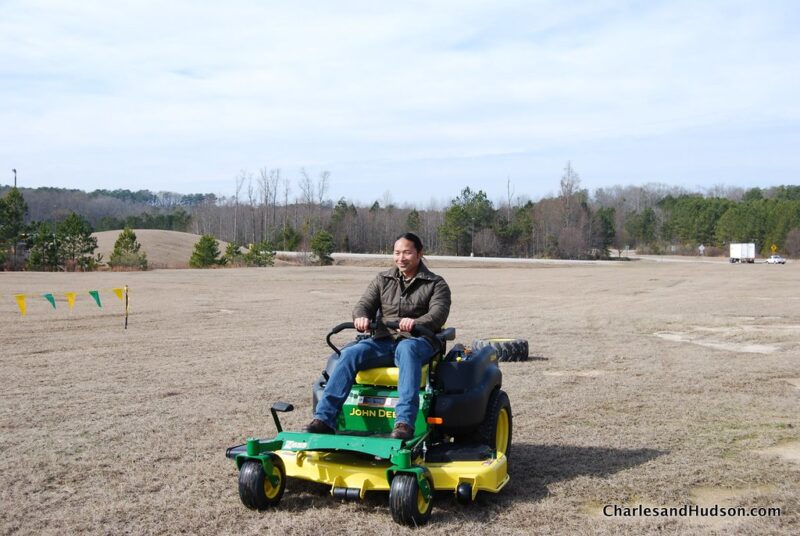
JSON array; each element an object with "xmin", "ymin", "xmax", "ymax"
[
  {"xmin": 113, "ymin": 288, "xmax": 124, "ymax": 301},
  {"xmin": 15, "ymin": 294, "xmax": 26, "ymax": 316},
  {"xmin": 65, "ymin": 292, "xmax": 77, "ymax": 311}
]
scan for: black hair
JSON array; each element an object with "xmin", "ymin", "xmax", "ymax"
[{"xmin": 394, "ymin": 232, "xmax": 424, "ymax": 253}]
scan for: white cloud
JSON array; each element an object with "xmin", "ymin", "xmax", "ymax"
[{"xmin": 1, "ymin": 0, "xmax": 798, "ymax": 202}]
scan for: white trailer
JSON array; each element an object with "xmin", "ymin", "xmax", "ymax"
[{"xmin": 729, "ymin": 242, "xmax": 755, "ymax": 263}]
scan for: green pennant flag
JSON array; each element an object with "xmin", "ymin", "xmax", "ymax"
[
  {"xmin": 43, "ymin": 293, "xmax": 56, "ymax": 309},
  {"xmin": 89, "ymin": 290, "xmax": 102, "ymax": 308}
]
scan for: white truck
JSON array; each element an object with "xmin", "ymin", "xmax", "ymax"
[{"xmin": 729, "ymin": 242, "xmax": 755, "ymax": 263}]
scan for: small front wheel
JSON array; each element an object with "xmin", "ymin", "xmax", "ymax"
[
  {"xmin": 238, "ymin": 456, "xmax": 286, "ymax": 510},
  {"xmin": 389, "ymin": 473, "xmax": 433, "ymax": 526}
]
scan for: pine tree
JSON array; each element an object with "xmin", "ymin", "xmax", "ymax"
[
  {"xmin": 56, "ymin": 212, "xmax": 98, "ymax": 271},
  {"xmin": 223, "ymin": 242, "xmax": 244, "ymax": 266},
  {"xmin": 310, "ymin": 230, "xmax": 334, "ymax": 265},
  {"xmin": 109, "ymin": 227, "xmax": 148, "ymax": 270},
  {"xmin": 190, "ymin": 234, "xmax": 223, "ymax": 267},
  {"xmin": 0, "ymin": 187, "xmax": 28, "ymax": 269},
  {"xmin": 243, "ymin": 240, "xmax": 275, "ymax": 267},
  {"xmin": 27, "ymin": 222, "xmax": 59, "ymax": 271}
]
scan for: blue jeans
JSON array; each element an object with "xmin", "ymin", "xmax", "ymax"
[{"xmin": 314, "ymin": 336, "xmax": 435, "ymax": 429}]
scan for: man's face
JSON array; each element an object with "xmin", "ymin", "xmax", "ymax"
[{"xmin": 393, "ymin": 238, "xmax": 421, "ymax": 276}]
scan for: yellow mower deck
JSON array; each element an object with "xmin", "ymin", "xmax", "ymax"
[{"xmin": 275, "ymin": 448, "xmax": 509, "ymax": 500}]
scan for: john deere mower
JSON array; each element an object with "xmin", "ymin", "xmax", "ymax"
[{"xmin": 225, "ymin": 321, "xmax": 514, "ymax": 526}]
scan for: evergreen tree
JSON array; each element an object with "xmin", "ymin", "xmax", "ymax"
[
  {"xmin": 278, "ymin": 225, "xmax": 302, "ymax": 251},
  {"xmin": 406, "ymin": 209, "xmax": 421, "ymax": 232},
  {"xmin": 223, "ymin": 242, "xmax": 244, "ymax": 266},
  {"xmin": 56, "ymin": 212, "xmax": 98, "ymax": 271},
  {"xmin": 26, "ymin": 222, "xmax": 59, "ymax": 271},
  {"xmin": 310, "ymin": 230, "xmax": 334, "ymax": 265},
  {"xmin": 0, "ymin": 187, "xmax": 28, "ymax": 269},
  {"xmin": 243, "ymin": 240, "xmax": 276, "ymax": 267},
  {"xmin": 109, "ymin": 227, "xmax": 148, "ymax": 270},
  {"xmin": 190, "ymin": 234, "xmax": 223, "ymax": 267},
  {"xmin": 626, "ymin": 207, "xmax": 658, "ymax": 247},
  {"xmin": 439, "ymin": 187, "xmax": 494, "ymax": 255},
  {"xmin": 592, "ymin": 207, "xmax": 616, "ymax": 257}
]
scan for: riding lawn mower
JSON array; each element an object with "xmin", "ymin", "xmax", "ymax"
[{"xmin": 226, "ymin": 321, "xmax": 517, "ymax": 526}]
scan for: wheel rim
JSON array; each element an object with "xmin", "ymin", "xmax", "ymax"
[
  {"xmin": 496, "ymin": 408, "xmax": 510, "ymax": 457},
  {"xmin": 416, "ymin": 482, "xmax": 431, "ymax": 514},
  {"xmin": 263, "ymin": 465, "xmax": 282, "ymax": 499}
]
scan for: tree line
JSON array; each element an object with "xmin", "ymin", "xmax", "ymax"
[{"xmin": 2, "ymin": 164, "xmax": 799, "ymax": 271}]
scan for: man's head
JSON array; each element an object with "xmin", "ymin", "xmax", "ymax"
[{"xmin": 393, "ymin": 232, "xmax": 423, "ymax": 278}]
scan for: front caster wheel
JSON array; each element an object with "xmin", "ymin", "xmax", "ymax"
[
  {"xmin": 238, "ymin": 456, "xmax": 286, "ymax": 510},
  {"xmin": 456, "ymin": 482, "xmax": 473, "ymax": 505},
  {"xmin": 389, "ymin": 473, "xmax": 433, "ymax": 526}
]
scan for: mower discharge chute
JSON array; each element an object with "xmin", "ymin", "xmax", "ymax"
[{"xmin": 226, "ymin": 321, "xmax": 514, "ymax": 526}]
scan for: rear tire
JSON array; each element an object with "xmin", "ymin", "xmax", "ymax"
[
  {"xmin": 474, "ymin": 389, "xmax": 512, "ymax": 465},
  {"xmin": 389, "ymin": 473, "xmax": 433, "ymax": 526},
  {"xmin": 472, "ymin": 338, "xmax": 529, "ymax": 362},
  {"xmin": 238, "ymin": 456, "xmax": 286, "ymax": 510}
]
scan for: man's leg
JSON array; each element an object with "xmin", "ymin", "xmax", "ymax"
[
  {"xmin": 393, "ymin": 337, "xmax": 434, "ymax": 429},
  {"xmin": 313, "ymin": 337, "xmax": 395, "ymax": 429}
]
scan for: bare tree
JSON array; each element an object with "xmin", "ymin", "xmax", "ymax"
[
  {"xmin": 785, "ymin": 228, "xmax": 800, "ymax": 258},
  {"xmin": 247, "ymin": 175, "xmax": 257, "ymax": 244},
  {"xmin": 560, "ymin": 161, "xmax": 581, "ymax": 227},
  {"xmin": 282, "ymin": 176, "xmax": 291, "ymax": 250},
  {"xmin": 298, "ymin": 168, "xmax": 316, "ymax": 235},
  {"xmin": 298, "ymin": 168, "xmax": 314, "ymax": 206},
  {"xmin": 317, "ymin": 171, "xmax": 329, "ymax": 206},
  {"xmin": 258, "ymin": 167, "xmax": 271, "ymax": 241},
  {"xmin": 269, "ymin": 169, "xmax": 280, "ymax": 230},
  {"xmin": 317, "ymin": 170, "xmax": 330, "ymax": 229},
  {"xmin": 506, "ymin": 177, "xmax": 515, "ymax": 221},
  {"xmin": 558, "ymin": 226, "xmax": 587, "ymax": 259},
  {"xmin": 234, "ymin": 171, "xmax": 247, "ymax": 244}
]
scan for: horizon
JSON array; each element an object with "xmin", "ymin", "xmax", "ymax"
[{"xmin": 2, "ymin": 178, "xmax": 798, "ymax": 210}]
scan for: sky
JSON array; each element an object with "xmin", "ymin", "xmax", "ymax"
[{"xmin": 1, "ymin": 0, "xmax": 799, "ymax": 206}]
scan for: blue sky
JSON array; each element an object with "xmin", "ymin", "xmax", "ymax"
[{"xmin": 1, "ymin": 0, "xmax": 798, "ymax": 206}]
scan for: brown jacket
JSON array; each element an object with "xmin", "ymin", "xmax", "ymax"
[{"xmin": 353, "ymin": 261, "xmax": 451, "ymax": 341}]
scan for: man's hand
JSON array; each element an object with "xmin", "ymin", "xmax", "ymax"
[
  {"xmin": 354, "ymin": 317, "xmax": 370, "ymax": 332},
  {"xmin": 398, "ymin": 317, "xmax": 416, "ymax": 333}
]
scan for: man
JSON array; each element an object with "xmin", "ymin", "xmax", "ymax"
[{"xmin": 307, "ymin": 232, "xmax": 451, "ymax": 439}]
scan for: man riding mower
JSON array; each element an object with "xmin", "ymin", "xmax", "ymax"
[{"xmin": 225, "ymin": 320, "xmax": 513, "ymax": 526}]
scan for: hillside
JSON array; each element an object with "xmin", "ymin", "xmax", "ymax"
[{"xmin": 93, "ymin": 229, "xmax": 230, "ymax": 269}]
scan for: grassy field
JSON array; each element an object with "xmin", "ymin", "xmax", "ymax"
[{"xmin": 1, "ymin": 257, "xmax": 798, "ymax": 534}]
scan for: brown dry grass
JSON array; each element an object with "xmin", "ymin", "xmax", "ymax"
[{"xmin": 1, "ymin": 257, "xmax": 798, "ymax": 535}]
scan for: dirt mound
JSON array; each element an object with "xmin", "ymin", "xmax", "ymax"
[{"xmin": 93, "ymin": 229, "xmax": 231, "ymax": 269}]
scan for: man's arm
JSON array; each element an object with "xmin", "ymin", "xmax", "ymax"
[
  {"xmin": 352, "ymin": 274, "xmax": 382, "ymax": 325},
  {"xmin": 410, "ymin": 279, "xmax": 451, "ymax": 332}
]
